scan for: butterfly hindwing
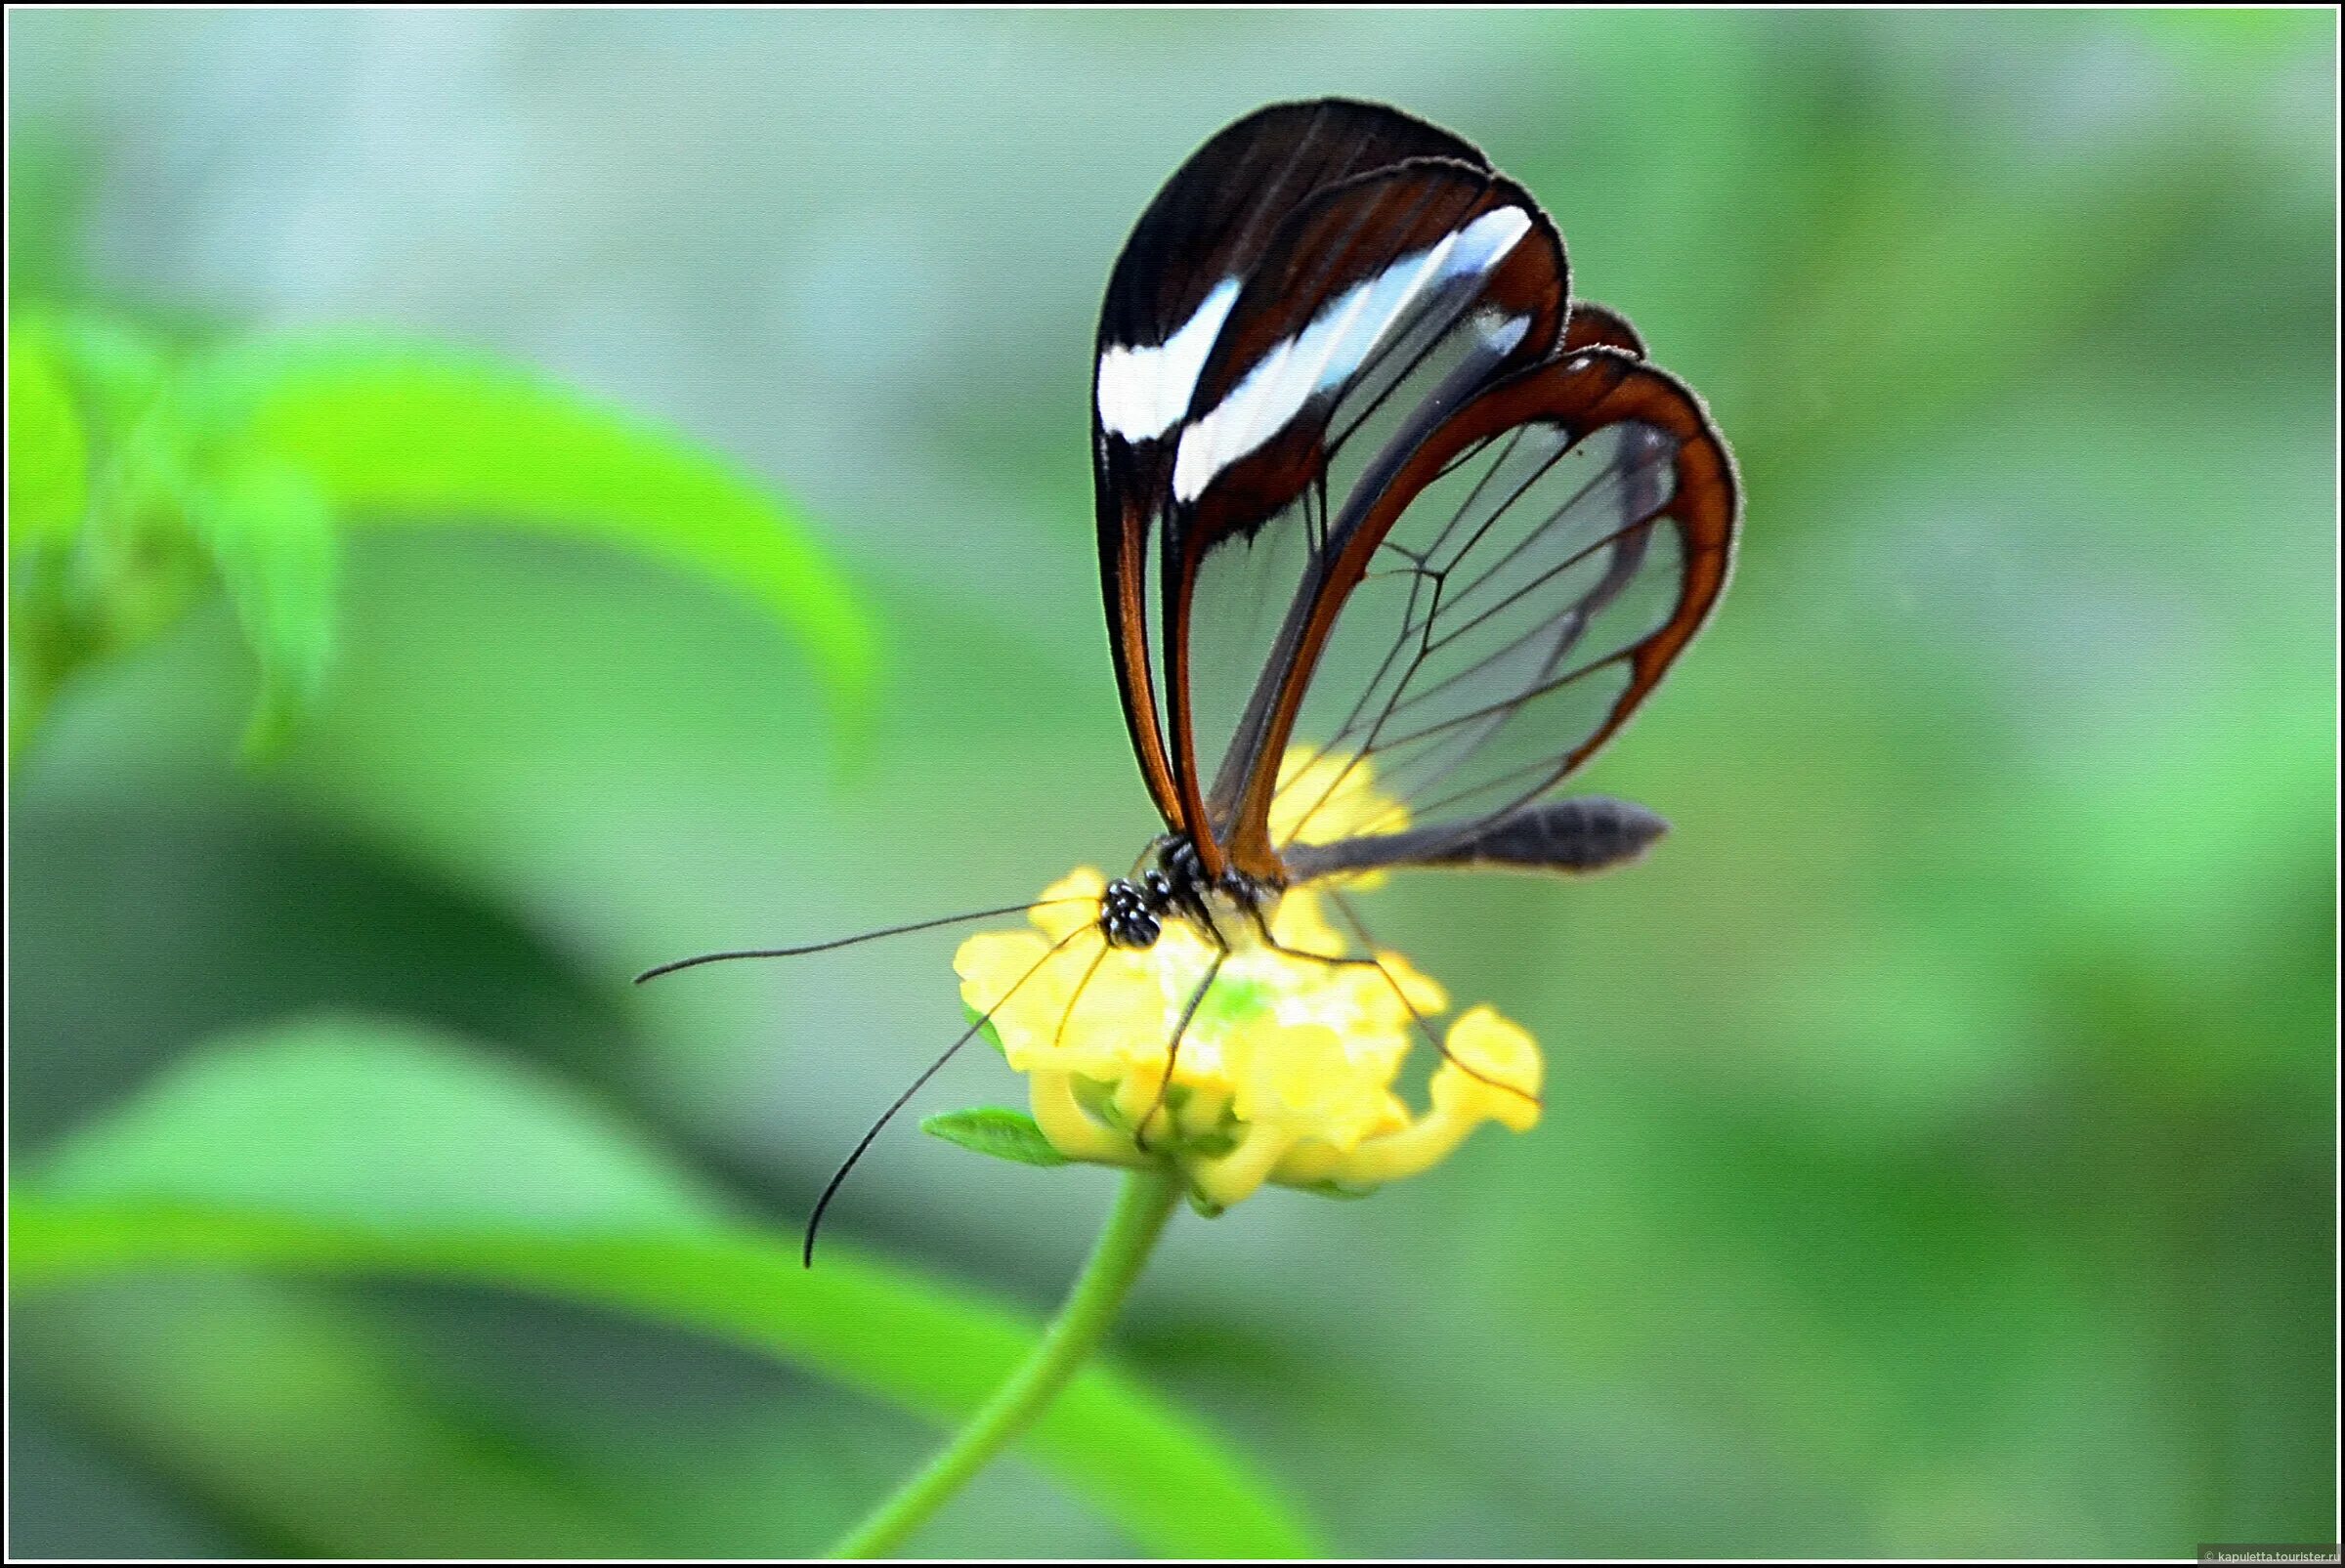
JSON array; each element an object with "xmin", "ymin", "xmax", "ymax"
[{"xmin": 1260, "ymin": 349, "xmax": 1736, "ymax": 877}]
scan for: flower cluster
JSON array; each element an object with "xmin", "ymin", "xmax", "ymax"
[{"xmin": 953, "ymin": 755, "xmax": 1542, "ymax": 1212}]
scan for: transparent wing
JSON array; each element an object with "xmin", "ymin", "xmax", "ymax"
[
  {"xmin": 1262, "ymin": 348, "xmax": 1737, "ymax": 877},
  {"xmin": 1161, "ymin": 160, "xmax": 1570, "ymax": 871}
]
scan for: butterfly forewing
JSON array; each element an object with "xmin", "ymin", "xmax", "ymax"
[
  {"xmin": 1095, "ymin": 100, "xmax": 1485, "ymax": 392},
  {"xmin": 1095, "ymin": 100, "xmax": 1492, "ymax": 832},
  {"xmin": 1157, "ymin": 164, "xmax": 1569, "ymax": 870},
  {"xmin": 1167, "ymin": 163, "xmax": 1563, "ymax": 529}
]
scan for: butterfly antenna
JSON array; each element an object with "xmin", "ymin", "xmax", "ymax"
[
  {"xmin": 801, "ymin": 925, "xmax": 1095, "ymax": 1266},
  {"xmin": 634, "ymin": 898, "xmax": 1093, "ymax": 984}
]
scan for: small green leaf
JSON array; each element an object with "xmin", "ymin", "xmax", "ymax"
[
  {"xmin": 5, "ymin": 327, "xmax": 87, "ymax": 552},
  {"xmin": 1297, "ymin": 1179, "xmax": 1376, "ymax": 1201},
  {"xmin": 181, "ymin": 460, "xmax": 341, "ymax": 756},
  {"xmin": 921, "ymin": 1107, "xmax": 1071, "ymax": 1166},
  {"xmin": 184, "ymin": 336, "xmax": 879, "ymax": 741},
  {"xmin": 963, "ymin": 1002, "xmax": 1009, "ymax": 1058}
]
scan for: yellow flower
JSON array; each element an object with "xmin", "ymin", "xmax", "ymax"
[
  {"xmin": 1267, "ymin": 748, "xmax": 1409, "ymax": 889},
  {"xmin": 951, "ymin": 764, "xmax": 1541, "ymax": 1213}
]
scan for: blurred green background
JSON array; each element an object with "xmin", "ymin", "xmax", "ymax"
[{"xmin": 8, "ymin": 9, "xmax": 2335, "ymax": 1559}]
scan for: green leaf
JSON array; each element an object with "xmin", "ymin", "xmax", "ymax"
[
  {"xmin": 180, "ymin": 460, "xmax": 341, "ymax": 756},
  {"xmin": 18, "ymin": 1276, "xmax": 654, "ymax": 1557},
  {"xmin": 41, "ymin": 309, "xmax": 171, "ymax": 436},
  {"xmin": 13, "ymin": 1017, "xmax": 1317, "ymax": 1558},
  {"xmin": 922, "ymin": 1107, "xmax": 1072, "ymax": 1167},
  {"xmin": 4, "ymin": 318, "xmax": 876, "ymax": 767},
  {"xmin": 6, "ymin": 326, "xmax": 87, "ymax": 551},
  {"xmin": 185, "ymin": 336, "xmax": 879, "ymax": 741},
  {"xmin": 1297, "ymin": 1179, "xmax": 1375, "ymax": 1201},
  {"xmin": 964, "ymin": 1002, "xmax": 1008, "ymax": 1057},
  {"xmin": 31, "ymin": 1017, "xmax": 724, "ymax": 1231}
]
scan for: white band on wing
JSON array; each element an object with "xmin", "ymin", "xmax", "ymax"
[
  {"xmin": 1171, "ymin": 205, "xmax": 1531, "ymax": 505},
  {"xmin": 1095, "ymin": 276, "xmax": 1242, "ymax": 443}
]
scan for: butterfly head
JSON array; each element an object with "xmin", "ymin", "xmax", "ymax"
[{"xmin": 1098, "ymin": 833, "xmax": 1285, "ymax": 950}]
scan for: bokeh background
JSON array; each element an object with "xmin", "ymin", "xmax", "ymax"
[{"xmin": 8, "ymin": 9, "xmax": 2335, "ymax": 1558}]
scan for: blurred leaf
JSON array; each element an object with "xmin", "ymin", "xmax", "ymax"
[
  {"xmin": 921, "ymin": 1107, "xmax": 1071, "ymax": 1167},
  {"xmin": 31, "ymin": 1017, "xmax": 719, "ymax": 1229},
  {"xmin": 2126, "ymin": 6, "xmax": 2330, "ymax": 65},
  {"xmin": 181, "ymin": 461, "xmax": 342, "ymax": 756},
  {"xmin": 14, "ymin": 1017, "xmax": 1318, "ymax": 1558},
  {"xmin": 43, "ymin": 309, "xmax": 172, "ymax": 435},
  {"xmin": 5, "ymin": 316, "xmax": 876, "ymax": 764},
  {"xmin": 6, "ymin": 325, "xmax": 87, "ymax": 551},
  {"xmin": 18, "ymin": 1277, "xmax": 655, "ymax": 1557},
  {"xmin": 6, "ymin": 125, "xmax": 97, "ymax": 300},
  {"xmin": 187, "ymin": 336, "xmax": 879, "ymax": 742}
]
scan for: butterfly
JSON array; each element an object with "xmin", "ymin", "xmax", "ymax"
[
  {"xmin": 1090, "ymin": 95, "xmax": 1734, "ymax": 926},
  {"xmin": 644, "ymin": 98, "xmax": 1737, "ymax": 1255}
]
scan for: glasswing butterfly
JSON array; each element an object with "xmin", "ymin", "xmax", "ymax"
[{"xmin": 644, "ymin": 98, "xmax": 1738, "ymax": 1256}]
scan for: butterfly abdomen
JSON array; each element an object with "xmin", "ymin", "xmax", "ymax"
[{"xmin": 1286, "ymin": 796, "xmax": 1668, "ymax": 882}]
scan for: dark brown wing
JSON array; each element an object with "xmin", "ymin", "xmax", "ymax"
[
  {"xmin": 1090, "ymin": 102, "xmax": 1735, "ymax": 888},
  {"xmin": 1560, "ymin": 300, "xmax": 1646, "ymax": 357},
  {"xmin": 1093, "ymin": 99, "xmax": 1489, "ymax": 833}
]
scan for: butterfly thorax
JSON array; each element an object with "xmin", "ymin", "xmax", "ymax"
[{"xmin": 1099, "ymin": 834, "xmax": 1281, "ymax": 949}]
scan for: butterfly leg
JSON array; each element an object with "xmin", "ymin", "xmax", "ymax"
[
  {"xmin": 1132, "ymin": 940, "xmax": 1225, "ymax": 1154},
  {"xmin": 1289, "ymin": 889, "xmax": 1542, "ymax": 1113},
  {"xmin": 1243, "ymin": 895, "xmax": 1444, "ymax": 1054}
]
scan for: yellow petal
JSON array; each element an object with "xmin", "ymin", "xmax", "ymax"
[
  {"xmin": 1189, "ymin": 1123, "xmax": 1298, "ymax": 1209},
  {"xmin": 955, "ymin": 929, "xmax": 1050, "ymax": 1012},
  {"xmin": 1317, "ymin": 1110, "xmax": 1473, "ymax": 1186},
  {"xmin": 1269, "ymin": 750, "xmax": 1410, "ymax": 847},
  {"xmin": 1029, "ymin": 1069, "xmax": 1146, "ymax": 1165},
  {"xmin": 1032, "ymin": 868, "xmax": 1106, "ymax": 941},
  {"xmin": 1266, "ymin": 887, "xmax": 1344, "ymax": 955},
  {"xmin": 1371, "ymin": 950, "xmax": 1449, "ymax": 1019},
  {"xmin": 1228, "ymin": 1019, "xmax": 1404, "ymax": 1152},
  {"xmin": 1431, "ymin": 1005, "xmax": 1543, "ymax": 1132}
]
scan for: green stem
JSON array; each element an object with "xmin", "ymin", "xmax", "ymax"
[{"xmin": 828, "ymin": 1165, "xmax": 1182, "ymax": 1558}]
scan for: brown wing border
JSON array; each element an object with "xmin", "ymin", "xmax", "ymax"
[{"xmin": 1215, "ymin": 345, "xmax": 1740, "ymax": 879}]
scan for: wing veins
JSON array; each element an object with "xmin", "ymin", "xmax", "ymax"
[
  {"xmin": 1419, "ymin": 430, "xmax": 1661, "ymax": 644},
  {"xmin": 1414, "ymin": 488, "xmax": 1665, "ymax": 676},
  {"xmin": 1187, "ymin": 172, "xmax": 1471, "ymax": 821},
  {"xmin": 1280, "ymin": 559, "xmax": 1447, "ymax": 845}
]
